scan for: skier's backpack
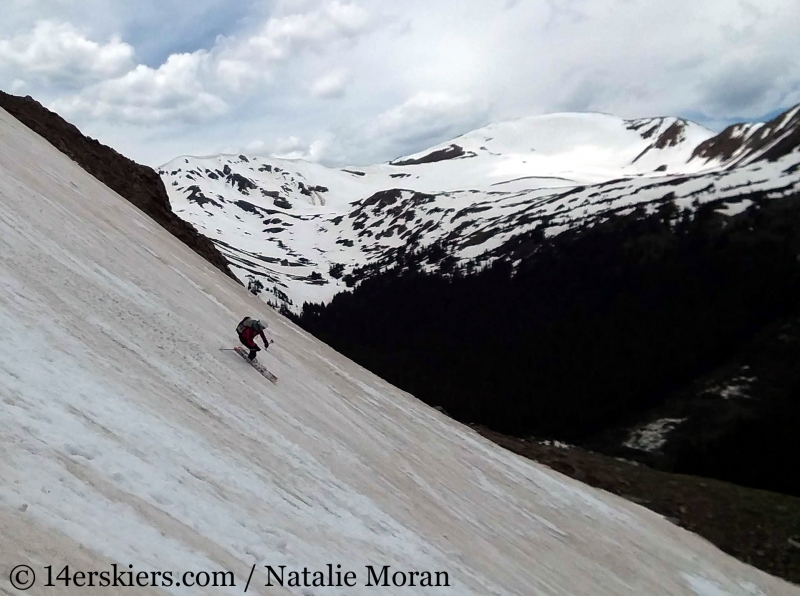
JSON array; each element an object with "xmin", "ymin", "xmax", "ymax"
[{"xmin": 236, "ymin": 317, "xmax": 251, "ymax": 335}]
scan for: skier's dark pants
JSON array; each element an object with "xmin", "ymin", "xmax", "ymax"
[{"xmin": 238, "ymin": 333, "xmax": 260, "ymax": 360}]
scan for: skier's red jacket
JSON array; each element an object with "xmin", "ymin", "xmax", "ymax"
[{"xmin": 239, "ymin": 325, "xmax": 267, "ymax": 349}]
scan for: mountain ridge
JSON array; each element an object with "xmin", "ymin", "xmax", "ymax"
[
  {"xmin": 691, "ymin": 105, "xmax": 800, "ymax": 167},
  {"xmin": 159, "ymin": 104, "xmax": 800, "ymax": 313}
]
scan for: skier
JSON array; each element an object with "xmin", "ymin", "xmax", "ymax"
[{"xmin": 236, "ymin": 316, "xmax": 270, "ymax": 361}]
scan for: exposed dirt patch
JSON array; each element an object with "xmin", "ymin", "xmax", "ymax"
[
  {"xmin": 391, "ymin": 144, "xmax": 474, "ymax": 166},
  {"xmin": 653, "ymin": 120, "xmax": 687, "ymax": 149},
  {"xmin": 185, "ymin": 185, "xmax": 223, "ymax": 209},
  {"xmin": 360, "ymin": 189, "xmax": 404, "ymax": 212},
  {"xmin": 692, "ymin": 125, "xmax": 750, "ymax": 164}
]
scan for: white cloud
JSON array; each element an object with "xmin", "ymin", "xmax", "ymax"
[
  {"xmin": 325, "ymin": 1, "xmax": 371, "ymax": 34},
  {"xmin": 244, "ymin": 139, "xmax": 267, "ymax": 152},
  {"xmin": 215, "ymin": 2, "xmax": 369, "ymax": 69},
  {"xmin": 213, "ymin": 58, "xmax": 266, "ymax": 94},
  {"xmin": 35, "ymin": 1, "xmax": 371, "ymax": 127},
  {"xmin": 373, "ymin": 92, "xmax": 478, "ymax": 135},
  {"xmin": 311, "ymin": 70, "xmax": 348, "ymax": 98},
  {"xmin": 253, "ymin": 136, "xmax": 332, "ymax": 161},
  {"xmin": 51, "ymin": 52, "xmax": 227, "ymax": 125},
  {"xmin": 273, "ymin": 135, "xmax": 307, "ymax": 155},
  {"xmin": 2, "ymin": 0, "xmax": 798, "ymax": 167},
  {"xmin": 220, "ymin": 136, "xmax": 331, "ymax": 162},
  {"xmin": 289, "ymin": 91, "xmax": 489, "ymax": 166},
  {"xmin": 366, "ymin": 91, "xmax": 489, "ymax": 155},
  {"xmin": 0, "ymin": 21, "xmax": 134, "ymax": 88},
  {"xmin": 492, "ymin": 0, "xmax": 800, "ymax": 121}
]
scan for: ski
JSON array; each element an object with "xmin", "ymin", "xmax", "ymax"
[{"xmin": 232, "ymin": 346, "xmax": 278, "ymax": 383}]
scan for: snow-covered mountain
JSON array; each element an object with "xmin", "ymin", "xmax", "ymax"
[
  {"xmin": 388, "ymin": 113, "xmax": 715, "ymax": 183},
  {"xmin": 2, "ymin": 104, "xmax": 799, "ymax": 596},
  {"xmin": 159, "ymin": 107, "xmax": 800, "ymax": 312}
]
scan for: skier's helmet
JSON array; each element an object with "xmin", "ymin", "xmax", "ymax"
[{"xmin": 256, "ymin": 320, "xmax": 267, "ymax": 331}]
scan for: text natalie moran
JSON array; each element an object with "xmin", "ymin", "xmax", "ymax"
[{"xmin": 264, "ymin": 564, "xmax": 451, "ymax": 588}]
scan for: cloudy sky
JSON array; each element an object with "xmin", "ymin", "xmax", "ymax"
[{"xmin": 1, "ymin": 0, "xmax": 799, "ymax": 167}]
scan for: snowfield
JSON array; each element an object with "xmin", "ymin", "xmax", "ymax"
[
  {"xmin": 160, "ymin": 110, "xmax": 800, "ymax": 313},
  {"xmin": 1, "ymin": 107, "xmax": 799, "ymax": 595}
]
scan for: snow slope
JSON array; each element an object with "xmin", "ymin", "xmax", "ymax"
[
  {"xmin": 1, "ymin": 110, "xmax": 798, "ymax": 595},
  {"xmin": 389, "ymin": 113, "xmax": 716, "ymax": 186},
  {"xmin": 160, "ymin": 109, "xmax": 800, "ymax": 312}
]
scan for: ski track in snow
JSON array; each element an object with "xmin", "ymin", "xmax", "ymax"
[{"xmin": 1, "ymin": 107, "xmax": 799, "ymax": 594}]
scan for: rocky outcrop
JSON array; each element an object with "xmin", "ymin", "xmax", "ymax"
[
  {"xmin": 390, "ymin": 144, "xmax": 475, "ymax": 166},
  {"xmin": 0, "ymin": 91, "xmax": 236, "ymax": 281},
  {"xmin": 692, "ymin": 103, "xmax": 800, "ymax": 167}
]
